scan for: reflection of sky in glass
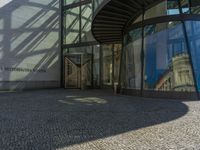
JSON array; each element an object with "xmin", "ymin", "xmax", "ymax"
[
  {"xmin": 144, "ymin": 23, "xmax": 187, "ymax": 87},
  {"xmin": 167, "ymin": 8, "xmax": 189, "ymax": 15},
  {"xmin": 167, "ymin": 9, "xmax": 179, "ymax": 15},
  {"xmin": 185, "ymin": 21, "xmax": 200, "ymax": 91},
  {"xmin": 182, "ymin": 8, "xmax": 190, "ymax": 13}
]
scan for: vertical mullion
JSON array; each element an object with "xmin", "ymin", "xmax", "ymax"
[
  {"xmin": 118, "ymin": 40, "xmax": 124, "ymax": 93},
  {"xmin": 141, "ymin": 6, "xmax": 145, "ymax": 97},
  {"xmin": 99, "ymin": 45, "xmax": 101, "ymax": 88},
  {"xmin": 61, "ymin": 0, "xmax": 64, "ymax": 88},
  {"xmin": 80, "ymin": 54, "xmax": 82, "ymax": 89},
  {"xmin": 188, "ymin": 0, "xmax": 192, "ymax": 14},
  {"xmin": 91, "ymin": 46, "xmax": 94, "ymax": 88},
  {"xmin": 100, "ymin": 45, "xmax": 103, "ymax": 88},
  {"xmin": 112, "ymin": 44, "xmax": 115, "ymax": 89},
  {"xmin": 92, "ymin": 0, "xmax": 94, "ymax": 14},
  {"xmin": 79, "ymin": 5, "xmax": 82, "ymax": 43}
]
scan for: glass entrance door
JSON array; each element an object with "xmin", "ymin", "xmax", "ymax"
[{"xmin": 64, "ymin": 53, "xmax": 92, "ymax": 89}]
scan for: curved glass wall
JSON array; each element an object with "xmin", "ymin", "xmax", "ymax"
[
  {"xmin": 131, "ymin": 0, "xmax": 200, "ymax": 22},
  {"xmin": 185, "ymin": 21, "xmax": 200, "ymax": 91},
  {"xmin": 122, "ymin": 0, "xmax": 200, "ymax": 97},
  {"xmin": 123, "ymin": 28, "xmax": 142, "ymax": 90},
  {"xmin": 143, "ymin": 22, "xmax": 195, "ymax": 92}
]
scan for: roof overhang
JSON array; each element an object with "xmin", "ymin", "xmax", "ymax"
[{"xmin": 92, "ymin": 0, "xmax": 162, "ymax": 44}]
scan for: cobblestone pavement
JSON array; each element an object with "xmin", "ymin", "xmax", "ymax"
[{"xmin": 0, "ymin": 89, "xmax": 200, "ymax": 150}]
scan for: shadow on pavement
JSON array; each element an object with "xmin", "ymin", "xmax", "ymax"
[{"xmin": 0, "ymin": 89, "xmax": 189, "ymax": 149}]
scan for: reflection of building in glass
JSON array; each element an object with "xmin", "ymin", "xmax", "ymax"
[
  {"xmin": 90, "ymin": 0, "xmax": 200, "ymax": 99},
  {"xmin": 143, "ymin": 22, "xmax": 195, "ymax": 92},
  {"xmin": 156, "ymin": 53, "xmax": 195, "ymax": 92},
  {"xmin": 142, "ymin": 22, "xmax": 195, "ymax": 91}
]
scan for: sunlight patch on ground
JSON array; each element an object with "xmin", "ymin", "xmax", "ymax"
[
  {"xmin": 59, "ymin": 97, "xmax": 108, "ymax": 105},
  {"xmin": 58, "ymin": 100, "xmax": 74, "ymax": 105},
  {"xmin": 73, "ymin": 97, "xmax": 107, "ymax": 104}
]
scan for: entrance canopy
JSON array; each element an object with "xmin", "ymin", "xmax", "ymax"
[{"xmin": 92, "ymin": 0, "xmax": 161, "ymax": 43}]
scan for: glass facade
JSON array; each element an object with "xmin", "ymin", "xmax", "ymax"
[
  {"xmin": 121, "ymin": 0, "xmax": 200, "ymax": 97},
  {"xmin": 81, "ymin": 4, "xmax": 95, "ymax": 42},
  {"xmin": 63, "ymin": 0, "xmax": 200, "ymax": 98},
  {"xmin": 64, "ymin": 7, "xmax": 80, "ymax": 44},
  {"xmin": 123, "ymin": 28, "xmax": 142, "ymax": 90},
  {"xmin": 143, "ymin": 22, "xmax": 195, "ymax": 92},
  {"xmin": 185, "ymin": 21, "xmax": 200, "ymax": 91},
  {"xmin": 102, "ymin": 45, "xmax": 113, "ymax": 86},
  {"xmin": 62, "ymin": 0, "xmax": 121, "ymax": 89}
]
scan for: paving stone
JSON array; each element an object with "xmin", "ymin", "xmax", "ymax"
[{"xmin": 0, "ymin": 89, "xmax": 199, "ymax": 150}]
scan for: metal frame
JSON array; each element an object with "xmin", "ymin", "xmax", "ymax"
[
  {"xmin": 140, "ymin": 6, "xmax": 145, "ymax": 97},
  {"xmin": 64, "ymin": 55, "xmax": 82, "ymax": 89},
  {"xmin": 60, "ymin": 0, "xmax": 64, "ymax": 88},
  {"xmin": 99, "ymin": 45, "xmax": 103, "ymax": 87},
  {"xmin": 112, "ymin": 44, "xmax": 115, "ymax": 88},
  {"xmin": 125, "ymin": 14, "xmax": 200, "ymax": 34}
]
